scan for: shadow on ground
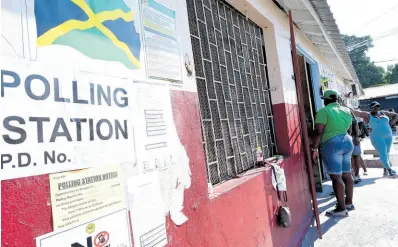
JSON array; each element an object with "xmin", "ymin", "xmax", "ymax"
[
  {"xmin": 301, "ymin": 170, "xmax": 386, "ymax": 247},
  {"xmin": 354, "ymin": 176, "xmax": 379, "ymax": 187},
  {"xmin": 301, "ymin": 217, "xmax": 342, "ymax": 247}
]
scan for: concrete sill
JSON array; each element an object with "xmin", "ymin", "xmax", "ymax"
[{"xmin": 208, "ymin": 157, "xmax": 283, "ymax": 199}]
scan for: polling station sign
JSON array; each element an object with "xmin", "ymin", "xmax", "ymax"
[
  {"xmin": 0, "ymin": 61, "xmax": 136, "ymax": 180},
  {"xmin": 36, "ymin": 209, "xmax": 132, "ymax": 247}
]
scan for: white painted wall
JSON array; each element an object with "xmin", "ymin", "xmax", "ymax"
[
  {"xmin": 227, "ymin": 0, "xmax": 349, "ymax": 106},
  {"xmin": 335, "ymin": 77, "xmax": 346, "ymax": 94}
]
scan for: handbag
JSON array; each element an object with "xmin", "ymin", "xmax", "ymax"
[{"xmin": 271, "ymin": 165, "xmax": 291, "ymax": 228}]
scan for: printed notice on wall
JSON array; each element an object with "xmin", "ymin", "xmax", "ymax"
[
  {"xmin": 132, "ymin": 84, "xmax": 173, "ymax": 174},
  {"xmin": 131, "ymin": 83, "xmax": 191, "ymax": 225},
  {"xmin": 141, "ymin": 0, "xmax": 182, "ymax": 83},
  {"xmin": 49, "ymin": 164, "xmax": 126, "ymax": 230},
  {"xmin": 127, "ymin": 171, "xmax": 167, "ymax": 247},
  {"xmin": 36, "ymin": 209, "xmax": 132, "ymax": 247},
  {"xmin": 0, "ymin": 61, "xmax": 136, "ymax": 180}
]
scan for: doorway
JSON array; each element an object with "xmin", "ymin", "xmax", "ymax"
[{"xmin": 297, "ymin": 55, "xmax": 323, "ymax": 192}]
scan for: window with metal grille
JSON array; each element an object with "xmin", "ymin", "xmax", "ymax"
[{"xmin": 187, "ymin": 0, "xmax": 276, "ymax": 185}]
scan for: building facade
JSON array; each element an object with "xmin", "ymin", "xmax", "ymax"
[
  {"xmin": 1, "ymin": 0, "xmax": 361, "ymax": 246},
  {"xmin": 359, "ymin": 84, "xmax": 398, "ymax": 112}
]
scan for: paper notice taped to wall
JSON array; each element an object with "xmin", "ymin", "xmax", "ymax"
[
  {"xmin": 36, "ymin": 209, "xmax": 132, "ymax": 247},
  {"xmin": 127, "ymin": 171, "xmax": 167, "ymax": 247},
  {"xmin": 49, "ymin": 164, "xmax": 126, "ymax": 230},
  {"xmin": 141, "ymin": 0, "xmax": 182, "ymax": 83},
  {"xmin": 129, "ymin": 83, "xmax": 191, "ymax": 225}
]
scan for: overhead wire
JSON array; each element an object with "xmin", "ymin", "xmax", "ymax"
[
  {"xmin": 373, "ymin": 59, "xmax": 398, "ymax": 64},
  {"xmin": 347, "ymin": 27, "xmax": 398, "ymax": 53},
  {"xmin": 350, "ymin": 4, "xmax": 398, "ymax": 32},
  {"xmin": 347, "ymin": 26, "xmax": 398, "ymax": 49}
]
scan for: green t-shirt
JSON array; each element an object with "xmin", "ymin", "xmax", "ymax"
[{"xmin": 315, "ymin": 102, "xmax": 352, "ymax": 143}]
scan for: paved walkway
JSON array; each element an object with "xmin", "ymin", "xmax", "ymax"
[{"xmin": 302, "ymin": 134, "xmax": 398, "ymax": 247}]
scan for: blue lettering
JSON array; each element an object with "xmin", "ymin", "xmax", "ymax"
[
  {"xmin": 96, "ymin": 119, "xmax": 113, "ymax": 140},
  {"xmin": 97, "ymin": 84, "xmax": 111, "ymax": 106},
  {"xmin": 72, "ymin": 80, "xmax": 88, "ymax": 104},
  {"xmin": 1, "ymin": 70, "xmax": 21, "ymax": 97},
  {"xmin": 113, "ymin": 88, "xmax": 128, "ymax": 107},
  {"xmin": 54, "ymin": 78, "xmax": 71, "ymax": 102},
  {"xmin": 25, "ymin": 74, "xmax": 50, "ymax": 100},
  {"xmin": 90, "ymin": 83, "xmax": 95, "ymax": 105}
]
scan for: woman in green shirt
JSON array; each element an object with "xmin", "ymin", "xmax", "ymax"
[{"xmin": 312, "ymin": 89, "xmax": 355, "ymax": 217}]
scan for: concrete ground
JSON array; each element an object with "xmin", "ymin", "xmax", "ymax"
[{"xmin": 302, "ymin": 133, "xmax": 398, "ymax": 247}]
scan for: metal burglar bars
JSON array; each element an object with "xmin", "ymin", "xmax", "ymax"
[{"xmin": 187, "ymin": 0, "xmax": 276, "ymax": 185}]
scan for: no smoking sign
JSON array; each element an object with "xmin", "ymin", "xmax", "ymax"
[{"xmin": 36, "ymin": 209, "xmax": 132, "ymax": 247}]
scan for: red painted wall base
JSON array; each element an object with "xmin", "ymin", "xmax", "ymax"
[{"xmin": 2, "ymin": 92, "xmax": 313, "ymax": 247}]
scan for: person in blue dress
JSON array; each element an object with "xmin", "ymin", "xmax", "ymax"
[{"xmin": 351, "ymin": 102, "xmax": 398, "ymax": 177}]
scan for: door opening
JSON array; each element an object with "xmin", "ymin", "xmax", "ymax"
[{"xmin": 297, "ymin": 55, "xmax": 323, "ymax": 192}]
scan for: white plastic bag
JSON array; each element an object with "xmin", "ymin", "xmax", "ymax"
[{"xmin": 271, "ymin": 164, "xmax": 287, "ymax": 191}]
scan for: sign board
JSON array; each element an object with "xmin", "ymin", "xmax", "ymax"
[
  {"xmin": 127, "ymin": 171, "xmax": 167, "ymax": 247},
  {"xmin": 141, "ymin": 0, "xmax": 182, "ymax": 83},
  {"xmin": 49, "ymin": 165, "xmax": 126, "ymax": 230},
  {"xmin": 36, "ymin": 209, "xmax": 132, "ymax": 247},
  {"xmin": 0, "ymin": 62, "xmax": 136, "ymax": 180}
]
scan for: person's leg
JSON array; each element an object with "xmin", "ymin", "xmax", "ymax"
[
  {"xmin": 352, "ymin": 155, "xmax": 361, "ymax": 181},
  {"xmin": 359, "ymin": 156, "xmax": 368, "ymax": 175},
  {"xmin": 342, "ymin": 136, "xmax": 354, "ymax": 206},
  {"xmin": 385, "ymin": 136, "xmax": 395, "ymax": 175},
  {"xmin": 370, "ymin": 136, "xmax": 391, "ymax": 170},
  {"xmin": 329, "ymin": 174, "xmax": 346, "ymax": 211},
  {"xmin": 321, "ymin": 136, "xmax": 345, "ymax": 210},
  {"xmin": 342, "ymin": 172, "xmax": 354, "ymax": 205}
]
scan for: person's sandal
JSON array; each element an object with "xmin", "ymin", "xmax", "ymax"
[
  {"xmin": 384, "ymin": 170, "xmax": 397, "ymax": 178},
  {"xmin": 326, "ymin": 207, "xmax": 349, "ymax": 217},
  {"xmin": 345, "ymin": 204, "xmax": 356, "ymax": 211},
  {"xmin": 334, "ymin": 203, "xmax": 355, "ymax": 211}
]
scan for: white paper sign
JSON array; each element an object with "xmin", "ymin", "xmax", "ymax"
[
  {"xmin": 0, "ymin": 61, "xmax": 136, "ymax": 180},
  {"xmin": 36, "ymin": 209, "xmax": 132, "ymax": 247},
  {"xmin": 142, "ymin": 0, "xmax": 182, "ymax": 83},
  {"xmin": 131, "ymin": 83, "xmax": 191, "ymax": 220},
  {"xmin": 127, "ymin": 171, "xmax": 167, "ymax": 247},
  {"xmin": 49, "ymin": 164, "xmax": 126, "ymax": 230},
  {"xmin": 126, "ymin": 171, "xmax": 167, "ymax": 247}
]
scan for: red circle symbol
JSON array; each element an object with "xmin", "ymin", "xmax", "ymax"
[{"xmin": 94, "ymin": 231, "xmax": 109, "ymax": 247}]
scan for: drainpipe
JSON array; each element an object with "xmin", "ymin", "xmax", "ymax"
[{"xmin": 288, "ymin": 11, "xmax": 322, "ymax": 239}]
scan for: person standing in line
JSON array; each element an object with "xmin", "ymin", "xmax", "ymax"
[
  {"xmin": 351, "ymin": 116, "xmax": 362, "ymax": 183},
  {"xmin": 389, "ymin": 108, "xmax": 397, "ymax": 131},
  {"xmin": 312, "ymin": 89, "xmax": 354, "ymax": 217},
  {"xmin": 356, "ymin": 114, "xmax": 369, "ymax": 138},
  {"xmin": 353, "ymin": 115, "xmax": 368, "ymax": 177},
  {"xmin": 351, "ymin": 102, "xmax": 398, "ymax": 177}
]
